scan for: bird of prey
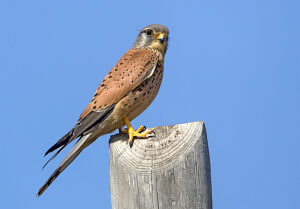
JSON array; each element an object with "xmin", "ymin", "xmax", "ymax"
[{"xmin": 37, "ymin": 24, "xmax": 169, "ymax": 196}]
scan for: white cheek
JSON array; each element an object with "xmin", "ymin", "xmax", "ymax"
[{"xmin": 141, "ymin": 33, "xmax": 148, "ymax": 43}]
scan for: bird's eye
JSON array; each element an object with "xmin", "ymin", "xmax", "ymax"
[{"xmin": 145, "ymin": 29, "xmax": 153, "ymax": 36}]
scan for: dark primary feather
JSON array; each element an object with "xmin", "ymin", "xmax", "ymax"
[
  {"xmin": 73, "ymin": 104, "xmax": 115, "ymax": 137},
  {"xmin": 42, "ymin": 145, "xmax": 66, "ymax": 169},
  {"xmin": 43, "ymin": 105, "xmax": 115, "ymax": 167},
  {"xmin": 44, "ymin": 129, "xmax": 74, "ymax": 156}
]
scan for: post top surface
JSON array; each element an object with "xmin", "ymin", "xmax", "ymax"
[{"xmin": 109, "ymin": 121, "xmax": 206, "ymax": 174}]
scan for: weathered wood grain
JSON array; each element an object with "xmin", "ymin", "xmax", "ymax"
[{"xmin": 109, "ymin": 121, "xmax": 212, "ymax": 209}]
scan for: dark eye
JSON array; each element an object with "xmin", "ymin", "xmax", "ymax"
[{"xmin": 145, "ymin": 29, "xmax": 153, "ymax": 36}]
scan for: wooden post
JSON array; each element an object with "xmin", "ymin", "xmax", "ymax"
[{"xmin": 109, "ymin": 121, "xmax": 212, "ymax": 209}]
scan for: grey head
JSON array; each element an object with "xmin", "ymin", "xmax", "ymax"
[{"xmin": 132, "ymin": 24, "xmax": 169, "ymax": 55}]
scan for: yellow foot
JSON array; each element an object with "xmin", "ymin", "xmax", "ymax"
[
  {"xmin": 127, "ymin": 127, "xmax": 152, "ymax": 144},
  {"xmin": 123, "ymin": 116, "xmax": 151, "ymax": 144},
  {"xmin": 121, "ymin": 125, "xmax": 146, "ymax": 134}
]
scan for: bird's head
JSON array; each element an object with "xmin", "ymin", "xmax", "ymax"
[{"xmin": 133, "ymin": 24, "xmax": 169, "ymax": 56}]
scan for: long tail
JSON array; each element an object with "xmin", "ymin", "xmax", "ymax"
[{"xmin": 37, "ymin": 133, "xmax": 92, "ymax": 197}]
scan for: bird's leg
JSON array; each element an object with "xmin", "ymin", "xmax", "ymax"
[{"xmin": 123, "ymin": 116, "xmax": 151, "ymax": 144}]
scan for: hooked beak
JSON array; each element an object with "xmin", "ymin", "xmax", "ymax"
[{"xmin": 156, "ymin": 33, "xmax": 165, "ymax": 44}]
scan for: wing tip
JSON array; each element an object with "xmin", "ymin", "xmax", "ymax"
[{"xmin": 44, "ymin": 129, "xmax": 75, "ymax": 157}]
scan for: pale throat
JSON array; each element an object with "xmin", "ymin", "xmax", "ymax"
[{"xmin": 149, "ymin": 41, "xmax": 166, "ymax": 56}]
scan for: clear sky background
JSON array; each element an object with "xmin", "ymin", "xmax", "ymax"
[{"xmin": 1, "ymin": 0, "xmax": 299, "ymax": 208}]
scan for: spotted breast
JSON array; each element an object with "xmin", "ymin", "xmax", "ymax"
[{"xmin": 117, "ymin": 48, "xmax": 164, "ymax": 122}]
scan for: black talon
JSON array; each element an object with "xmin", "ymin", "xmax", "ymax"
[
  {"xmin": 137, "ymin": 126, "xmax": 146, "ymax": 133},
  {"xmin": 129, "ymin": 140, "xmax": 133, "ymax": 148},
  {"xmin": 149, "ymin": 130, "xmax": 156, "ymax": 137}
]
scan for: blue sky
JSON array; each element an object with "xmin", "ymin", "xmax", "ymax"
[{"xmin": 1, "ymin": 0, "xmax": 299, "ymax": 208}]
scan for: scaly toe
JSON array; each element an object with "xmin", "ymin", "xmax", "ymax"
[{"xmin": 132, "ymin": 129, "xmax": 152, "ymax": 138}]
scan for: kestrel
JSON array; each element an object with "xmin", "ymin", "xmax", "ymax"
[{"xmin": 37, "ymin": 24, "xmax": 169, "ymax": 196}]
